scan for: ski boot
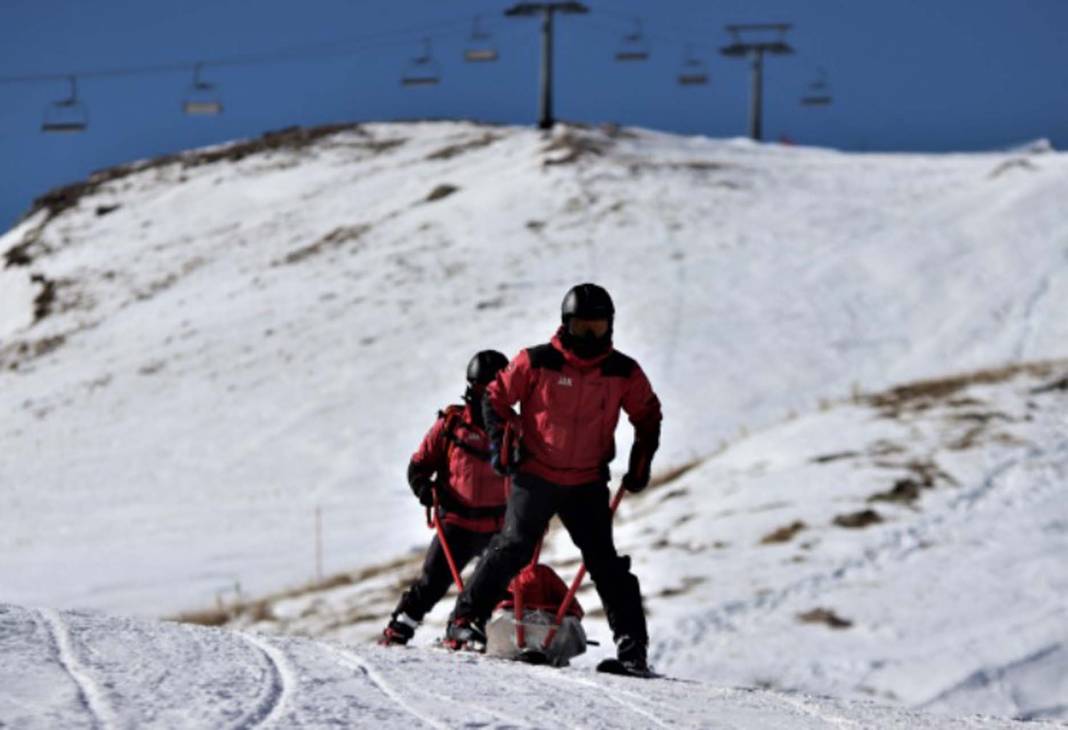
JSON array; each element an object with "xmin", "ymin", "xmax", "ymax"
[
  {"xmin": 443, "ymin": 616, "xmax": 487, "ymax": 652},
  {"xmin": 597, "ymin": 635, "xmax": 657, "ymax": 678},
  {"xmin": 378, "ymin": 613, "xmax": 418, "ymax": 646}
]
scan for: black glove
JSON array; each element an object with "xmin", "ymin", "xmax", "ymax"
[
  {"xmin": 411, "ymin": 475, "xmax": 435, "ymax": 507},
  {"xmin": 489, "ymin": 443, "xmax": 508, "ymax": 477},
  {"xmin": 622, "ymin": 471, "xmax": 649, "ymax": 494}
]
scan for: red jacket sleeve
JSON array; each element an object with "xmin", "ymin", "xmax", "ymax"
[
  {"xmin": 408, "ymin": 416, "xmax": 448, "ymax": 485},
  {"xmin": 482, "ymin": 349, "xmax": 533, "ymax": 443},
  {"xmin": 621, "ymin": 365, "xmax": 662, "ymax": 481}
]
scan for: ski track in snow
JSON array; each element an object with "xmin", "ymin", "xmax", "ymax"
[
  {"xmin": 322, "ymin": 643, "xmax": 449, "ymax": 730},
  {"xmin": 232, "ymin": 632, "xmax": 293, "ymax": 730},
  {"xmin": 36, "ymin": 609, "xmax": 115, "ymax": 730},
  {"xmin": 427, "ymin": 651, "xmax": 591, "ymax": 730},
  {"xmin": 768, "ymin": 691, "xmax": 866, "ymax": 729},
  {"xmin": 415, "ymin": 685, "xmax": 535, "ymax": 730},
  {"xmin": 535, "ymin": 668, "xmax": 673, "ymax": 729}
]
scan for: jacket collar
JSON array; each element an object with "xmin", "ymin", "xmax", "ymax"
[{"xmin": 550, "ymin": 327, "xmax": 614, "ymax": 370}]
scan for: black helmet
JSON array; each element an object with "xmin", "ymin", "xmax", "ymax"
[
  {"xmin": 466, "ymin": 350, "xmax": 509, "ymax": 386},
  {"xmin": 561, "ymin": 283, "xmax": 614, "ymax": 324}
]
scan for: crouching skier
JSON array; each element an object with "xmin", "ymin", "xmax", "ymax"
[
  {"xmin": 444, "ymin": 283, "xmax": 663, "ymax": 677},
  {"xmin": 379, "ymin": 350, "xmax": 511, "ymax": 646}
]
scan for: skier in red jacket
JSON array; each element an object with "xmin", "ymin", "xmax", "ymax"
[
  {"xmin": 380, "ymin": 350, "xmax": 511, "ymax": 645},
  {"xmin": 445, "ymin": 284, "xmax": 662, "ymax": 675}
]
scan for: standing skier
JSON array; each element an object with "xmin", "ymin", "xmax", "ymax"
[
  {"xmin": 445, "ymin": 283, "xmax": 662, "ymax": 676},
  {"xmin": 380, "ymin": 350, "xmax": 511, "ymax": 645}
]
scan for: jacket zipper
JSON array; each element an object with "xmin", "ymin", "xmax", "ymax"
[{"xmin": 569, "ymin": 370, "xmax": 584, "ymax": 467}]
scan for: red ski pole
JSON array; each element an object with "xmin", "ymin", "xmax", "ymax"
[
  {"xmin": 541, "ymin": 484, "xmax": 627, "ymax": 650},
  {"xmin": 429, "ymin": 490, "xmax": 464, "ymax": 591}
]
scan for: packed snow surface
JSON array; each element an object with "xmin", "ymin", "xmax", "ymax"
[
  {"xmin": 2, "ymin": 121, "xmax": 1067, "ymax": 725},
  {"xmin": 0, "ymin": 604, "xmax": 1046, "ymax": 728}
]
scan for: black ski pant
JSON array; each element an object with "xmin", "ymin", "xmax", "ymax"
[
  {"xmin": 452, "ymin": 472, "xmax": 648, "ymax": 644},
  {"xmin": 393, "ymin": 522, "xmax": 495, "ymax": 622}
]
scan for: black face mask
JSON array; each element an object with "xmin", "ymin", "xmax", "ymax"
[{"xmin": 562, "ymin": 328, "xmax": 612, "ymax": 359}]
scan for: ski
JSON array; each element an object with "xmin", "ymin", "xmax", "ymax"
[
  {"xmin": 515, "ymin": 649, "xmax": 551, "ymax": 665},
  {"xmin": 596, "ymin": 657, "xmax": 662, "ymax": 679}
]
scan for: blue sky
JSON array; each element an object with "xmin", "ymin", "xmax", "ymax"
[{"xmin": 1, "ymin": 0, "xmax": 1066, "ymax": 230}]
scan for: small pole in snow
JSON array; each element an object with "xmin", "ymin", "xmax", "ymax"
[{"xmin": 315, "ymin": 506, "xmax": 323, "ymax": 584}]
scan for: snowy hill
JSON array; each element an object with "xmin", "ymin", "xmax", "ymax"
[
  {"xmin": 218, "ymin": 357, "xmax": 1068, "ymax": 723},
  {"xmin": 0, "ymin": 603, "xmax": 1046, "ymax": 728},
  {"xmin": 2, "ymin": 120, "xmax": 1067, "ymax": 724}
]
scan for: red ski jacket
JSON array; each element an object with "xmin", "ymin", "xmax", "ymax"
[
  {"xmin": 484, "ymin": 329, "xmax": 662, "ymax": 486},
  {"xmin": 409, "ymin": 404, "xmax": 509, "ymax": 532}
]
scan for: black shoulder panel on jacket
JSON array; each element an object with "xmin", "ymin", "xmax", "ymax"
[
  {"xmin": 601, "ymin": 351, "xmax": 637, "ymax": 378},
  {"xmin": 527, "ymin": 344, "xmax": 565, "ymax": 371}
]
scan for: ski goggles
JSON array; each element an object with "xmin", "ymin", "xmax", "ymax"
[{"xmin": 568, "ymin": 317, "xmax": 610, "ymax": 338}]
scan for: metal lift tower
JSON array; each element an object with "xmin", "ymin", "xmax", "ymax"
[
  {"xmin": 505, "ymin": 2, "xmax": 590, "ymax": 130},
  {"xmin": 720, "ymin": 23, "xmax": 795, "ymax": 141}
]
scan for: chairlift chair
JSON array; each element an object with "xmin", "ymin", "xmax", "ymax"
[
  {"xmin": 402, "ymin": 38, "xmax": 442, "ymax": 86},
  {"xmin": 677, "ymin": 45, "xmax": 709, "ymax": 86},
  {"xmin": 801, "ymin": 67, "xmax": 833, "ymax": 107},
  {"xmin": 41, "ymin": 76, "xmax": 88, "ymax": 133},
  {"xmin": 464, "ymin": 16, "xmax": 499, "ymax": 62},
  {"xmin": 615, "ymin": 18, "xmax": 650, "ymax": 62},
  {"xmin": 182, "ymin": 64, "xmax": 223, "ymax": 116}
]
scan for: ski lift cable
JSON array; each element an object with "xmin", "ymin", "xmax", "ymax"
[
  {"xmin": 3, "ymin": 35, "xmax": 438, "ymax": 88},
  {"xmin": 580, "ymin": 16, "xmax": 703, "ymax": 49},
  {"xmin": 593, "ymin": 8, "xmax": 717, "ymax": 46},
  {"xmin": 580, "ymin": 20, "xmax": 667, "ymax": 47},
  {"xmin": 0, "ymin": 14, "xmax": 479, "ymax": 85},
  {"xmin": 209, "ymin": 33, "xmax": 442, "ymax": 70}
]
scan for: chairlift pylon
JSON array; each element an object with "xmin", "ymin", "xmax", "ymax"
[
  {"xmin": 464, "ymin": 16, "xmax": 499, "ymax": 62},
  {"xmin": 183, "ymin": 64, "xmax": 223, "ymax": 116},
  {"xmin": 801, "ymin": 67, "xmax": 833, "ymax": 107},
  {"xmin": 402, "ymin": 37, "xmax": 442, "ymax": 86},
  {"xmin": 41, "ymin": 76, "xmax": 89, "ymax": 133},
  {"xmin": 615, "ymin": 18, "xmax": 650, "ymax": 62},
  {"xmin": 677, "ymin": 44, "xmax": 709, "ymax": 86}
]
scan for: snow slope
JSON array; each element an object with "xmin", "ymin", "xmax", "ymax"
[
  {"xmin": 2, "ymin": 121, "xmax": 1067, "ymax": 724},
  {"xmin": 0, "ymin": 603, "xmax": 1044, "ymax": 728},
  {"xmin": 2, "ymin": 121, "xmax": 1065, "ymax": 618},
  {"xmin": 223, "ymin": 358, "xmax": 1068, "ymax": 723}
]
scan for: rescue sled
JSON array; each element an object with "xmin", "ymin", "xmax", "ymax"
[{"xmin": 485, "ymin": 562, "xmax": 588, "ymax": 667}]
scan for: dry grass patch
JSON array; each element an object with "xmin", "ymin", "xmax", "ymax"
[
  {"xmin": 760, "ymin": 521, "xmax": 807, "ymax": 545},
  {"xmin": 426, "ymin": 132, "xmax": 500, "ymax": 161},
  {"xmin": 865, "ymin": 361, "xmax": 1062, "ymax": 417},
  {"xmin": 833, "ymin": 509, "xmax": 883, "ymax": 529},
  {"xmin": 171, "ymin": 552, "xmax": 420, "ymax": 628},
  {"xmin": 541, "ymin": 129, "xmax": 610, "ymax": 166},
  {"xmin": 277, "ymin": 224, "xmax": 370, "ymax": 265},
  {"xmin": 797, "ymin": 608, "xmax": 853, "ymax": 629},
  {"xmin": 425, "ymin": 184, "xmax": 459, "ymax": 202}
]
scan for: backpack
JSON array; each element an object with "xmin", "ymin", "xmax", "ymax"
[{"xmin": 437, "ymin": 405, "xmax": 491, "ymax": 464}]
